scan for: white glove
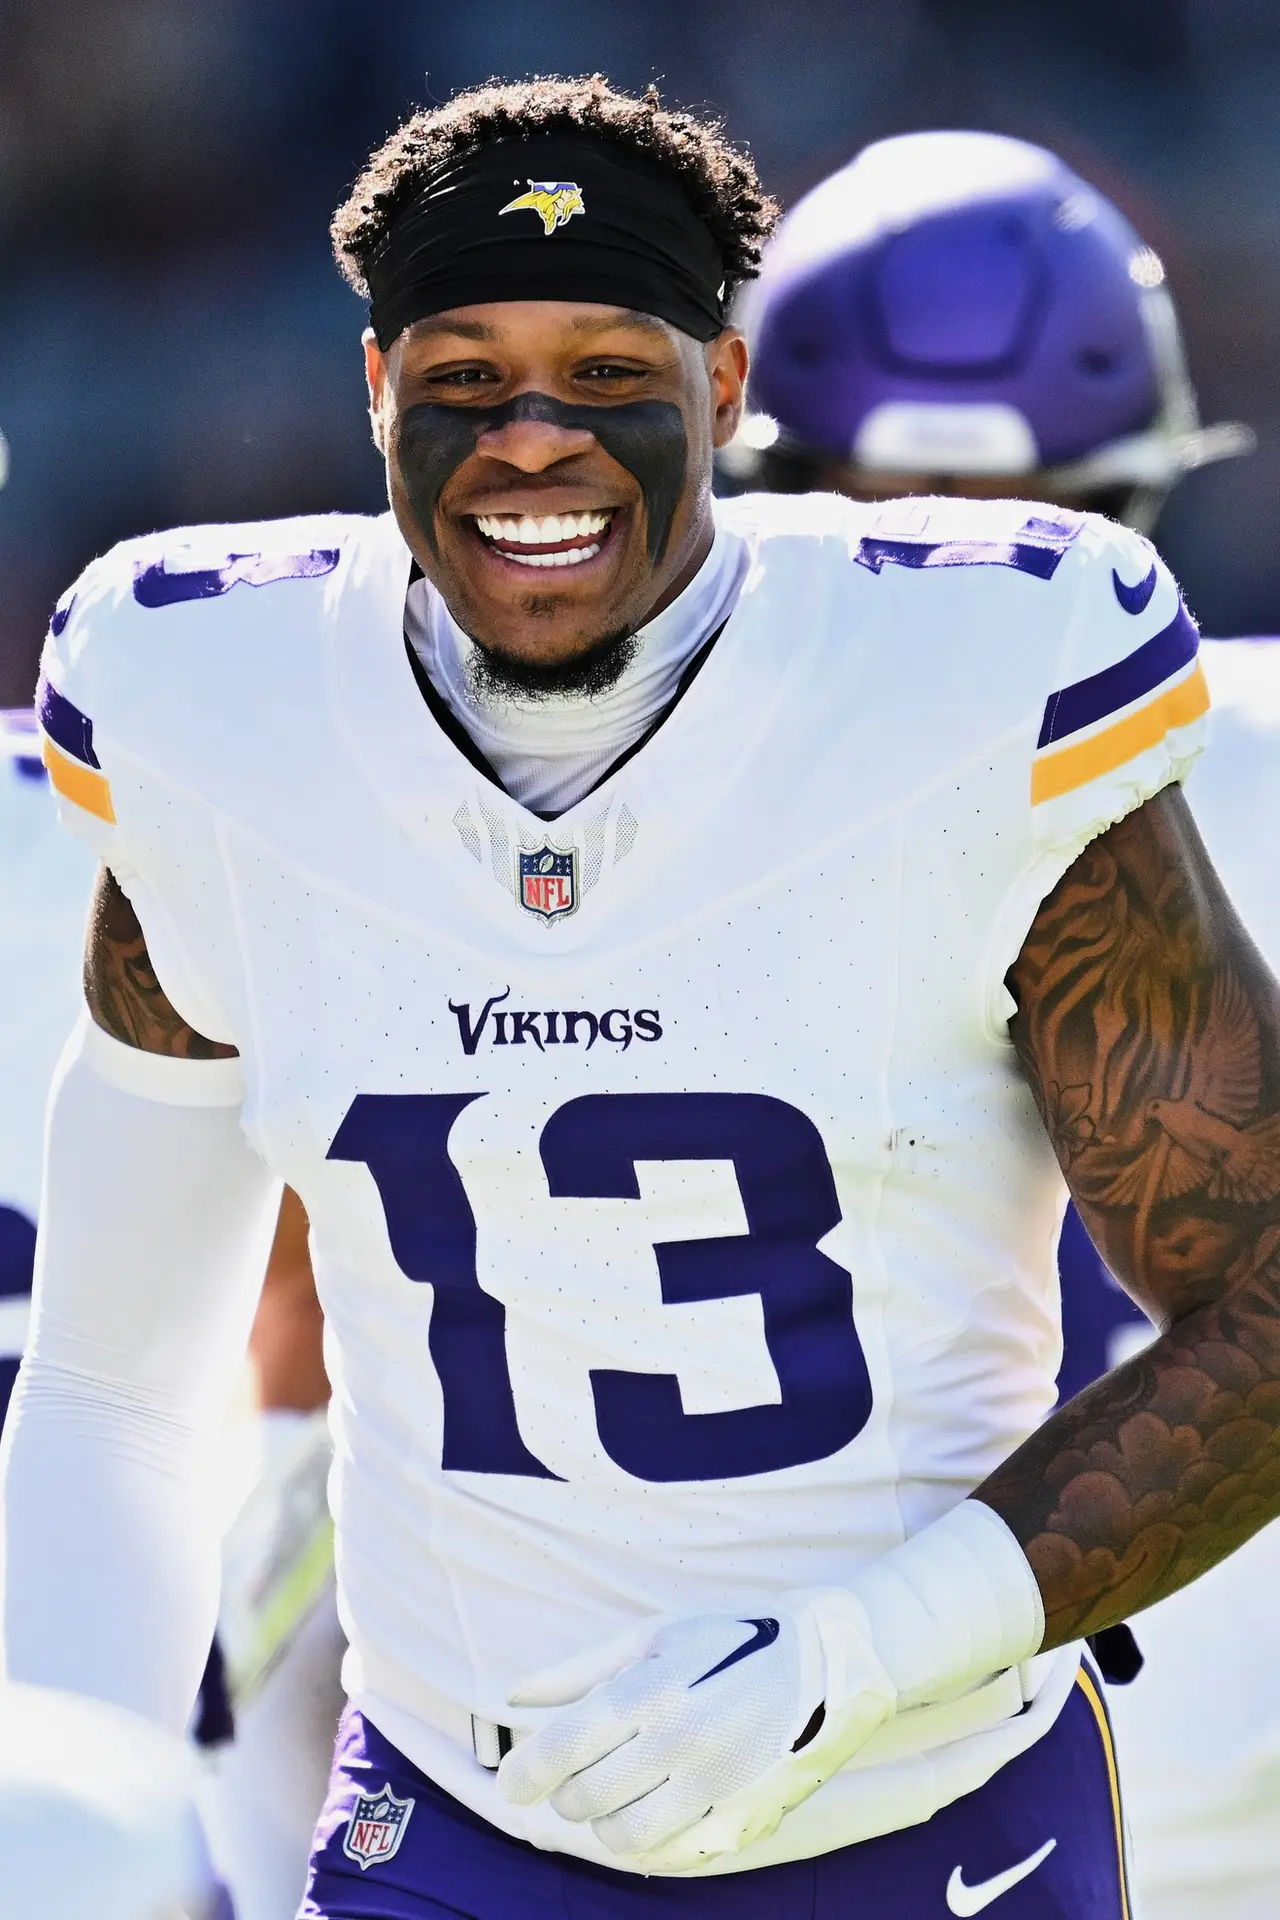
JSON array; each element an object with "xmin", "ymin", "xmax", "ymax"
[
  {"xmin": 497, "ymin": 1500, "xmax": 1044, "ymax": 1871},
  {"xmin": 499, "ymin": 1589, "xmax": 893, "ymax": 1866}
]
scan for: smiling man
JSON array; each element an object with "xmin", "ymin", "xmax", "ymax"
[{"xmin": 7, "ymin": 77, "xmax": 1280, "ymax": 1920}]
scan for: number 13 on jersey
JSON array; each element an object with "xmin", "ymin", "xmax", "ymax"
[{"xmin": 328, "ymin": 1091, "xmax": 872, "ymax": 1483}]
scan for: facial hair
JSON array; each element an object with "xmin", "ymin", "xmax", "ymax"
[{"xmin": 465, "ymin": 622, "xmax": 642, "ymax": 703}]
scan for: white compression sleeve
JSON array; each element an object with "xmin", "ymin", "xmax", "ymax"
[{"xmin": 0, "ymin": 1014, "xmax": 281, "ymax": 1732}]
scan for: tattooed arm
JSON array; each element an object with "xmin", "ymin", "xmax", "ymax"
[
  {"xmin": 977, "ymin": 784, "xmax": 1280, "ymax": 1648},
  {"xmin": 84, "ymin": 866, "xmax": 237, "ymax": 1058}
]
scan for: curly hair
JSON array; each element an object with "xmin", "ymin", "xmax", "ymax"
[{"xmin": 331, "ymin": 75, "xmax": 778, "ymax": 308}]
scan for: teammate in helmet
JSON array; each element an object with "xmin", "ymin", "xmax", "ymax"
[
  {"xmin": 724, "ymin": 127, "xmax": 1251, "ymax": 531},
  {"xmin": 734, "ymin": 127, "xmax": 1277, "ymax": 1920}
]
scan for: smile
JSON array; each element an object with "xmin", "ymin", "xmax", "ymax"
[{"xmin": 473, "ymin": 510, "xmax": 615, "ymax": 569}]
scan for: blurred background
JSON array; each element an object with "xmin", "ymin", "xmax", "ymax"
[{"xmin": 1, "ymin": 0, "xmax": 1277, "ymax": 703}]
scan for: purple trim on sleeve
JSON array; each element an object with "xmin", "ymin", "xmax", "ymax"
[
  {"xmin": 132, "ymin": 547, "xmax": 340, "ymax": 609},
  {"xmin": 853, "ymin": 513, "xmax": 1082, "ymax": 583},
  {"xmin": 1037, "ymin": 603, "xmax": 1199, "ymax": 750},
  {"xmin": 36, "ymin": 674, "xmax": 100, "ymax": 768}
]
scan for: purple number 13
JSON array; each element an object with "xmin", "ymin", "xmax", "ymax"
[{"xmin": 328, "ymin": 1091, "xmax": 871, "ymax": 1483}]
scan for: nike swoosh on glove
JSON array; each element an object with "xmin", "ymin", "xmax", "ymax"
[
  {"xmin": 497, "ymin": 1589, "xmax": 895, "ymax": 1869},
  {"xmin": 496, "ymin": 1500, "xmax": 1044, "ymax": 1872}
]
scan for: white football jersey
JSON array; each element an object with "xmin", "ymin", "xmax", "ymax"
[
  {"xmin": 0, "ymin": 711, "xmax": 96, "ymax": 1414},
  {"xmin": 37, "ymin": 493, "xmax": 1205, "ymax": 1869}
]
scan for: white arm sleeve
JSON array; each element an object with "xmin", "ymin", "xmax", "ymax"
[{"xmin": 0, "ymin": 1014, "xmax": 281, "ymax": 1732}]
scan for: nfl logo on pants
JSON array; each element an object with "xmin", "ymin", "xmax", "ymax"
[{"xmin": 342, "ymin": 1784, "xmax": 414, "ymax": 1870}]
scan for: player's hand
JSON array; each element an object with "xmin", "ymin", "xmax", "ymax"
[
  {"xmin": 496, "ymin": 1590, "xmax": 897, "ymax": 1870},
  {"xmin": 497, "ymin": 1502, "xmax": 1046, "ymax": 1871}
]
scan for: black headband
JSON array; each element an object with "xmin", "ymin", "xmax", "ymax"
[{"xmin": 366, "ymin": 136, "xmax": 727, "ymax": 350}]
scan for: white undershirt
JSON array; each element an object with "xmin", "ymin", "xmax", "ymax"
[{"xmin": 405, "ymin": 515, "xmax": 748, "ymax": 816}]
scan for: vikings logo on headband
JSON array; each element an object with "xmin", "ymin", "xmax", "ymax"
[
  {"xmin": 365, "ymin": 137, "xmax": 726, "ymax": 349},
  {"xmin": 500, "ymin": 181, "xmax": 585, "ymax": 237}
]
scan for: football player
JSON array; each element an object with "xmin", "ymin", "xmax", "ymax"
[
  {"xmin": 734, "ymin": 127, "xmax": 1280, "ymax": 1920},
  {"xmin": 5, "ymin": 77, "xmax": 1280, "ymax": 1919}
]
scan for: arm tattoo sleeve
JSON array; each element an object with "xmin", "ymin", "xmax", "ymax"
[
  {"xmin": 84, "ymin": 866, "xmax": 237, "ymax": 1060},
  {"xmin": 978, "ymin": 785, "xmax": 1280, "ymax": 1646}
]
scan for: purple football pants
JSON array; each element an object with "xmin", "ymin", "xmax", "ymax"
[{"xmin": 300, "ymin": 1662, "xmax": 1130, "ymax": 1918}]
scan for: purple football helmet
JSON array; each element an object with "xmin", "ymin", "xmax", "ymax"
[{"xmin": 731, "ymin": 131, "xmax": 1250, "ymax": 527}]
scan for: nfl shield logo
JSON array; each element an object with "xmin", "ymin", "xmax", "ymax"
[
  {"xmin": 518, "ymin": 842, "xmax": 579, "ymax": 922},
  {"xmin": 341, "ymin": 1782, "xmax": 414, "ymax": 1870}
]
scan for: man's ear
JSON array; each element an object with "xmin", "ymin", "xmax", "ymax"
[
  {"xmin": 707, "ymin": 329, "xmax": 749, "ymax": 450},
  {"xmin": 363, "ymin": 328, "xmax": 390, "ymax": 456}
]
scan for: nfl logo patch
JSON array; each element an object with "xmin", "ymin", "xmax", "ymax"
[
  {"xmin": 341, "ymin": 1783, "xmax": 414, "ymax": 1870},
  {"xmin": 518, "ymin": 843, "xmax": 579, "ymax": 922}
]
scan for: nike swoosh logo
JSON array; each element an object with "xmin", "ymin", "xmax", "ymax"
[
  {"xmin": 1112, "ymin": 561, "xmax": 1158, "ymax": 615},
  {"xmin": 690, "ymin": 1618, "xmax": 780, "ymax": 1687},
  {"xmin": 946, "ymin": 1838, "xmax": 1057, "ymax": 1914}
]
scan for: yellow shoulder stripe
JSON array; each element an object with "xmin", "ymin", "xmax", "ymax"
[
  {"xmin": 1032, "ymin": 661, "xmax": 1208, "ymax": 806},
  {"xmin": 42, "ymin": 736, "xmax": 116, "ymax": 823}
]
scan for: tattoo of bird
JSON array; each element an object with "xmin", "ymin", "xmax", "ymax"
[{"xmin": 1095, "ymin": 970, "xmax": 1280, "ymax": 1221}]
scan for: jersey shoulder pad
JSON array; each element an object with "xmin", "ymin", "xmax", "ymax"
[
  {"xmin": 833, "ymin": 491, "xmax": 1088, "ymax": 580},
  {"xmin": 716, "ymin": 488, "xmax": 863, "ymax": 546},
  {"xmin": 1030, "ymin": 513, "xmax": 1205, "ymax": 854},
  {"xmin": 720, "ymin": 488, "xmax": 1090, "ymax": 584},
  {"xmin": 35, "ymin": 512, "xmax": 374, "ymax": 843}
]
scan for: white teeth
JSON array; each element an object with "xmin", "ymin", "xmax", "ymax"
[
  {"xmin": 502, "ymin": 542, "xmax": 602, "ymax": 568},
  {"xmin": 476, "ymin": 510, "xmax": 612, "ymax": 546}
]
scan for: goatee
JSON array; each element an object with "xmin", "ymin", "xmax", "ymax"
[{"xmin": 466, "ymin": 624, "xmax": 640, "ymax": 703}]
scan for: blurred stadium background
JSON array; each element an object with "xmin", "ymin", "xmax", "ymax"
[{"xmin": 2, "ymin": 0, "xmax": 1278, "ymax": 705}]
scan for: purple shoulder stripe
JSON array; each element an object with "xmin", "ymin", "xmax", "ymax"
[
  {"xmin": 853, "ymin": 512, "xmax": 1082, "ymax": 583},
  {"xmin": 132, "ymin": 547, "xmax": 340, "ymax": 609},
  {"xmin": 36, "ymin": 674, "xmax": 100, "ymax": 769},
  {"xmin": 1038, "ymin": 603, "xmax": 1199, "ymax": 750}
]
